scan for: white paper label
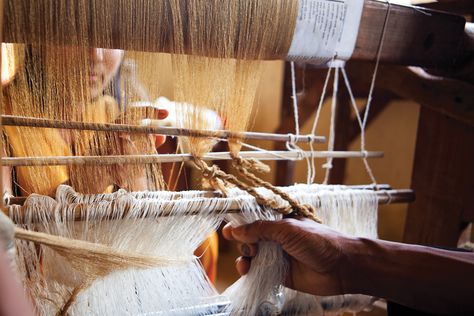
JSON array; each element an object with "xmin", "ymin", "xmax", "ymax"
[{"xmin": 287, "ymin": 0, "xmax": 364, "ymax": 64}]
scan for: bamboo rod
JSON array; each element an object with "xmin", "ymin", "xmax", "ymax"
[
  {"xmin": 6, "ymin": 184, "xmax": 393, "ymax": 205},
  {"xmin": 8, "ymin": 189, "xmax": 415, "ymax": 224},
  {"xmin": 1, "ymin": 115, "xmax": 325, "ymax": 144},
  {"xmin": 0, "ymin": 150, "xmax": 384, "ymax": 167}
]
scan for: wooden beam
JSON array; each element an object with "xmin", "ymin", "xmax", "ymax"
[
  {"xmin": 353, "ymin": 1, "xmax": 466, "ymax": 67},
  {"xmin": 403, "ymin": 108, "xmax": 474, "ymax": 247},
  {"xmin": 419, "ymin": 0, "xmax": 474, "ymax": 15},
  {"xmin": 1, "ymin": 115, "xmax": 325, "ymax": 144},
  {"xmin": 2, "ymin": 0, "xmax": 468, "ymax": 67},
  {"xmin": 9, "ymin": 189, "xmax": 415, "ymax": 223}
]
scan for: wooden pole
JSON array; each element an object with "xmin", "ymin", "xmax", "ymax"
[
  {"xmin": 0, "ymin": 150, "xmax": 384, "ymax": 167},
  {"xmin": 6, "ymin": 183, "xmax": 394, "ymax": 205},
  {"xmin": 8, "ymin": 189, "xmax": 415, "ymax": 223},
  {"xmin": 1, "ymin": 115, "xmax": 325, "ymax": 144}
]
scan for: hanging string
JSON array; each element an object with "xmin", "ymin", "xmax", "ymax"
[
  {"xmin": 308, "ymin": 65, "xmax": 333, "ymax": 184},
  {"xmin": 322, "ymin": 66, "xmax": 339, "ymax": 184},
  {"xmin": 290, "ymin": 61, "xmax": 300, "ymax": 136},
  {"xmin": 361, "ymin": 0, "xmax": 392, "ymax": 131},
  {"xmin": 288, "ymin": 62, "xmax": 313, "ymax": 183},
  {"xmin": 340, "ymin": 67, "xmax": 377, "ymax": 184},
  {"xmin": 337, "ymin": 1, "xmax": 392, "ymax": 185}
]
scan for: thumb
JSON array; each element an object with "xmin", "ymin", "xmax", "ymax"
[{"xmin": 231, "ymin": 220, "xmax": 285, "ymax": 244}]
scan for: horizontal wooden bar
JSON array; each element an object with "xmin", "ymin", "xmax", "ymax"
[
  {"xmin": 2, "ymin": 0, "xmax": 467, "ymax": 67},
  {"xmin": 1, "ymin": 115, "xmax": 325, "ymax": 144},
  {"xmin": 353, "ymin": 1, "xmax": 467, "ymax": 67},
  {"xmin": 7, "ymin": 189, "xmax": 415, "ymax": 223},
  {"xmin": 0, "ymin": 150, "xmax": 384, "ymax": 167},
  {"xmin": 6, "ymin": 184, "xmax": 393, "ymax": 205}
]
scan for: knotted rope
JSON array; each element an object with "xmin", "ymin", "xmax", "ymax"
[{"xmin": 193, "ymin": 157, "xmax": 322, "ymax": 222}]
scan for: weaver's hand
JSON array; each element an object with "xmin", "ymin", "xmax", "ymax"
[
  {"xmin": 117, "ymin": 106, "xmax": 169, "ymax": 148},
  {"xmin": 223, "ymin": 218, "xmax": 356, "ymax": 296},
  {"xmin": 113, "ymin": 106, "xmax": 169, "ymax": 191}
]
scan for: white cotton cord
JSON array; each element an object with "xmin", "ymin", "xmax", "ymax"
[
  {"xmin": 310, "ymin": 66, "xmax": 333, "ymax": 137},
  {"xmin": 309, "ymin": 66, "xmax": 333, "ymax": 184},
  {"xmin": 322, "ymin": 66, "xmax": 339, "ymax": 184},
  {"xmin": 362, "ymin": 1, "xmax": 391, "ymax": 131},
  {"xmin": 340, "ymin": 67, "xmax": 377, "ymax": 185},
  {"xmin": 288, "ymin": 62, "xmax": 313, "ymax": 179},
  {"xmin": 242, "ymin": 141, "xmax": 294, "ymax": 161},
  {"xmin": 217, "ymin": 138, "xmax": 295, "ymax": 161},
  {"xmin": 290, "ymin": 61, "xmax": 300, "ymax": 136}
]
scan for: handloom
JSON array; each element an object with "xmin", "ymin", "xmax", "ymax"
[{"xmin": 0, "ymin": 0, "xmax": 466, "ymax": 315}]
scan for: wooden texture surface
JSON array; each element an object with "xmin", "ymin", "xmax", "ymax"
[
  {"xmin": 2, "ymin": 0, "xmax": 468, "ymax": 67},
  {"xmin": 403, "ymin": 108, "xmax": 474, "ymax": 247},
  {"xmin": 353, "ymin": 1, "xmax": 467, "ymax": 67}
]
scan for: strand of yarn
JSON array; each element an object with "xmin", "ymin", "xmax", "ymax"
[
  {"xmin": 288, "ymin": 62, "xmax": 313, "ymax": 184},
  {"xmin": 57, "ymin": 282, "xmax": 91, "ymax": 316},
  {"xmin": 290, "ymin": 61, "xmax": 300, "ymax": 136},
  {"xmin": 340, "ymin": 68, "xmax": 377, "ymax": 184},
  {"xmin": 340, "ymin": 1, "xmax": 391, "ymax": 185},
  {"xmin": 309, "ymin": 66, "xmax": 333, "ymax": 183},
  {"xmin": 322, "ymin": 66, "xmax": 339, "ymax": 184}
]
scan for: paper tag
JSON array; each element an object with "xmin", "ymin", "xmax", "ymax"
[{"xmin": 287, "ymin": 0, "xmax": 364, "ymax": 64}]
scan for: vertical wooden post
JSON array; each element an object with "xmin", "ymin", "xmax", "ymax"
[{"xmin": 403, "ymin": 107, "xmax": 474, "ymax": 247}]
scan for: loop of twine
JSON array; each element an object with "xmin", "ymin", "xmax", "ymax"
[{"xmin": 229, "ymin": 154, "xmax": 322, "ymax": 223}]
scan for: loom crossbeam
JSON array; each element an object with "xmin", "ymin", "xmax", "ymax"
[
  {"xmin": 6, "ymin": 189, "xmax": 415, "ymax": 224},
  {"xmin": 5, "ymin": 183, "xmax": 394, "ymax": 206},
  {"xmin": 2, "ymin": 0, "xmax": 469, "ymax": 67},
  {"xmin": 0, "ymin": 150, "xmax": 384, "ymax": 167},
  {"xmin": 1, "ymin": 115, "xmax": 325, "ymax": 144}
]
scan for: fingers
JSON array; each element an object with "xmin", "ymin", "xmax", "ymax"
[
  {"xmin": 154, "ymin": 108, "xmax": 168, "ymax": 120},
  {"xmin": 238, "ymin": 242, "xmax": 258, "ymax": 257},
  {"xmin": 235, "ymin": 257, "xmax": 251, "ymax": 276},
  {"xmin": 155, "ymin": 135, "xmax": 166, "ymax": 148},
  {"xmin": 223, "ymin": 220, "xmax": 283, "ymax": 244},
  {"xmin": 153, "ymin": 109, "xmax": 168, "ymax": 148}
]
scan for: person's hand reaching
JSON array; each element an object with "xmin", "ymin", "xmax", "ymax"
[{"xmin": 223, "ymin": 218, "xmax": 357, "ymax": 296}]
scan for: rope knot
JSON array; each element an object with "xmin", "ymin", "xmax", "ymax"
[{"xmin": 202, "ymin": 165, "xmax": 219, "ymax": 179}]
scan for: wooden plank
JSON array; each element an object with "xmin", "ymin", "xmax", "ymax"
[
  {"xmin": 341, "ymin": 61, "xmax": 474, "ymax": 126},
  {"xmin": 2, "ymin": 0, "xmax": 468, "ymax": 67},
  {"xmin": 419, "ymin": 0, "xmax": 474, "ymax": 15},
  {"xmin": 353, "ymin": 1, "xmax": 467, "ymax": 67},
  {"xmin": 403, "ymin": 107, "xmax": 474, "ymax": 247}
]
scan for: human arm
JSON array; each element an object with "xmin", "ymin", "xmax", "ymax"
[{"xmin": 222, "ymin": 218, "xmax": 474, "ymax": 315}]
